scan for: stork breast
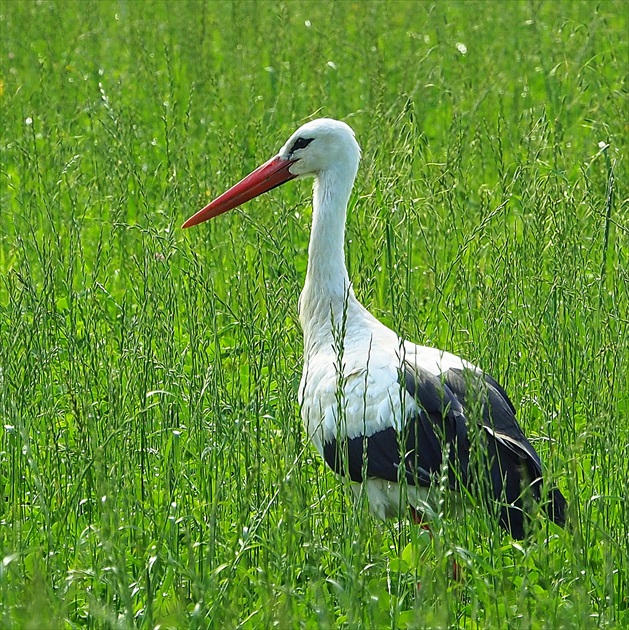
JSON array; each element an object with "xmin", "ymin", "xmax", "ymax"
[{"xmin": 300, "ymin": 355, "xmax": 416, "ymax": 454}]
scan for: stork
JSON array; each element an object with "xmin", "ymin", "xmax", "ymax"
[{"xmin": 183, "ymin": 118, "xmax": 566, "ymax": 539}]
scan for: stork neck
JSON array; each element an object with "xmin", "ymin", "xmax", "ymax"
[{"xmin": 304, "ymin": 168, "xmax": 353, "ymax": 297}]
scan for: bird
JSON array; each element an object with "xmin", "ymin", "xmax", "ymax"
[{"xmin": 183, "ymin": 118, "xmax": 566, "ymax": 539}]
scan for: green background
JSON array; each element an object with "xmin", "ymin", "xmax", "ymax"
[{"xmin": 1, "ymin": 1, "xmax": 627, "ymax": 627}]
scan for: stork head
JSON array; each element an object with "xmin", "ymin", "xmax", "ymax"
[
  {"xmin": 182, "ymin": 118, "xmax": 361, "ymax": 228},
  {"xmin": 278, "ymin": 118, "xmax": 360, "ymax": 178}
]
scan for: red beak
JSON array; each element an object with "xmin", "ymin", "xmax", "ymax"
[{"xmin": 182, "ymin": 155, "xmax": 297, "ymax": 228}]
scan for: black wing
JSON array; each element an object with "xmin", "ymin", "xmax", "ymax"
[{"xmin": 322, "ymin": 363, "xmax": 566, "ymax": 539}]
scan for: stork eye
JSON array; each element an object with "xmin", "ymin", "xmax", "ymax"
[{"xmin": 290, "ymin": 137, "xmax": 314, "ymax": 153}]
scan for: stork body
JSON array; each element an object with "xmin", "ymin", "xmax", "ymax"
[{"xmin": 183, "ymin": 118, "xmax": 566, "ymax": 538}]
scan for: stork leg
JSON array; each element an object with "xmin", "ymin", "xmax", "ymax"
[
  {"xmin": 409, "ymin": 506, "xmax": 431, "ymax": 531},
  {"xmin": 408, "ymin": 507, "xmax": 462, "ymax": 582}
]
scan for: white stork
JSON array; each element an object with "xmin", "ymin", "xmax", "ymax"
[{"xmin": 183, "ymin": 118, "xmax": 566, "ymax": 539}]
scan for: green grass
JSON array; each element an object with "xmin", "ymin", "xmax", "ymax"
[{"xmin": 1, "ymin": 0, "xmax": 628, "ymax": 627}]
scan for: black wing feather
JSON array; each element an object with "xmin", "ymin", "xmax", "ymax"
[{"xmin": 443, "ymin": 366, "xmax": 565, "ymax": 536}]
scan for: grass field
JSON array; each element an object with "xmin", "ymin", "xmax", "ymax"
[{"xmin": 1, "ymin": 0, "xmax": 628, "ymax": 627}]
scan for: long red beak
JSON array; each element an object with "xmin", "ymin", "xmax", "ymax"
[{"xmin": 182, "ymin": 155, "xmax": 297, "ymax": 228}]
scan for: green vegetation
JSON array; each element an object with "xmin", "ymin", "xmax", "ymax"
[{"xmin": 1, "ymin": 1, "xmax": 627, "ymax": 627}]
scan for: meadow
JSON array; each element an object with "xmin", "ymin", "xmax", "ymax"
[{"xmin": 1, "ymin": 0, "xmax": 628, "ymax": 627}]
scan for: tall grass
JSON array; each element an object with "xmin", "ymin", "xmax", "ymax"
[{"xmin": 1, "ymin": 1, "xmax": 627, "ymax": 627}]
